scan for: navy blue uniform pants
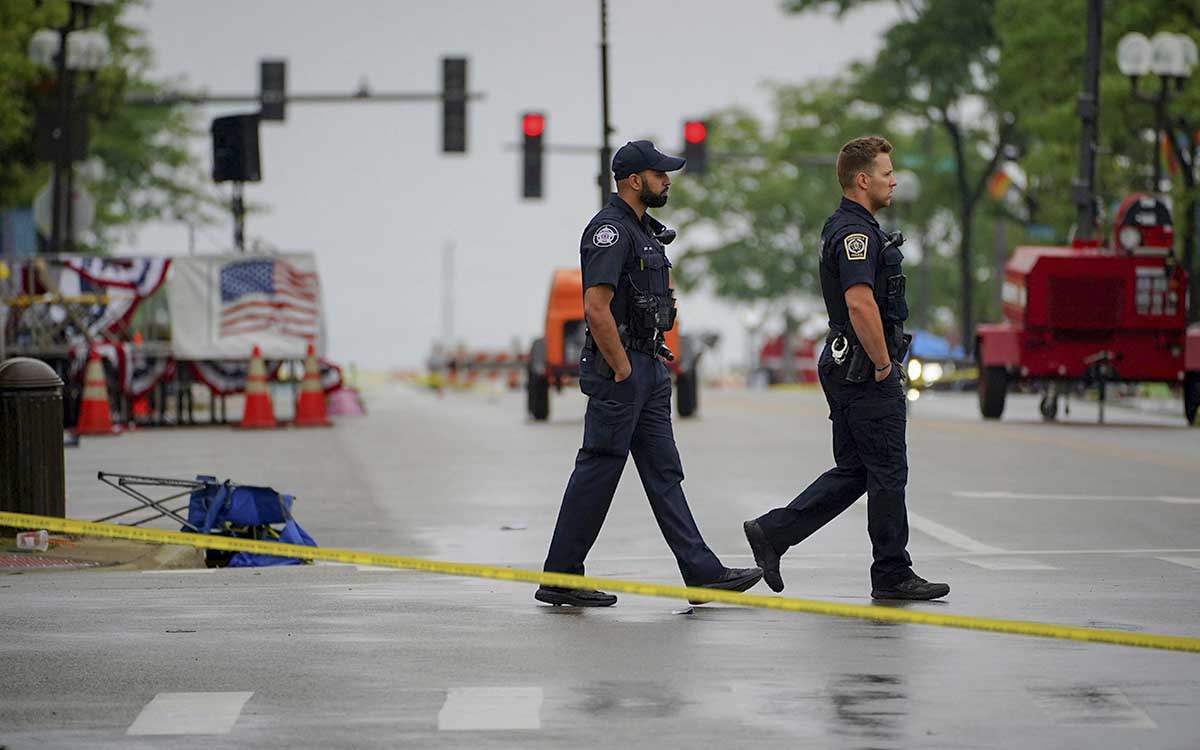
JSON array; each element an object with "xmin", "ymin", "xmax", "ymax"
[
  {"xmin": 754, "ymin": 347, "xmax": 913, "ymax": 588},
  {"xmin": 543, "ymin": 349, "xmax": 724, "ymax": 585}
]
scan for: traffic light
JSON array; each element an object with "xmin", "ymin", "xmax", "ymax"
[
  {"xmin": 442, "ymin": 57, "xmax": 467, "ymax": 153},
  {"xmin": 683, "ymin": 120, "xmax": 708, "ymax": 175},
  {"xmin": 259, "ymin": 59, "xmax": 286, "ymax": 121},
  {"xmin": 522, "ymin": 112, "xmax": 545, "ymax": 199}
]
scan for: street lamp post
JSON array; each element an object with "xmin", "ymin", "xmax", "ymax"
[
  {"xmin": 27, "ymin": 1, "xmax": 110, "ymax": 254},
  {"xmin": 597, "ymin": 0, "xmax": 614, "ymax": 208},
  {"xmin": 1118, "ymin": 30, "xmax": 1199, "ymax": 321}
]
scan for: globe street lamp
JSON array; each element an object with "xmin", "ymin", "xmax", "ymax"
[
  {"xmin": 1118, "ymin": 30, "xmax": 1199, "ymax": 323},
  {"xmin": 27, "ymin": 1, "xmax": 111, "ymax": 254},
  {"xmin": 1117, "ymin": 31, "xmax": 1196, "ymax": 191}
]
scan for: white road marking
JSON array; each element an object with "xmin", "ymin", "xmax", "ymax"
[
  {"xmin": 437, "ymin": 687, "xmax": 543, "ymax": 731},
  {"xmin": 1157, "ymin": 556, "xmax": 1200, "ymax": 570},
  {"xmin": 955, "ymin": 490, "xmax": 1200, "ymax": 504},
  {"xmin": 905, "ymin": 511, "xmax": 1006, "ymax": 554},
  {"xmin": 980, "ymin": 547, "xmax": 1200, "ymax": 556},
  {"xmin": 959, "ymin": 557, "xmax": 1057, "ymax": 571},
  {"xmin": 492, "ymin": 548, "xmax": 1200, "ymax": 567},
  {"xmin": 126, "ymin": 692, "xmax": 253, "ymax": 735}
]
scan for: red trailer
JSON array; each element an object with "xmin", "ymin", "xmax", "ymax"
[{"xmin": 976, "ymin": 194, "xmax": 1200, "ymax": 424}]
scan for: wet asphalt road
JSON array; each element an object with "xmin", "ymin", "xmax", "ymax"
[{"xmin": 2, "ymin": 381, "xmax": 1198, "ymax": 748}]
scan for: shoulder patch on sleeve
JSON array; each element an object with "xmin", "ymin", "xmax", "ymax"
[
  {"xmin": 592, "ymin": 224, "xmax": 620, "ymax": 247},
  {"xmin": 844, "ymin": 233, "xmax": 869, "ymax": 261}
]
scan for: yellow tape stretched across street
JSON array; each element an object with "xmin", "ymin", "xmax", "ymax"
[{"xmin": 4, "ymin": 511, "xmax": 1200, "ymax": 655}]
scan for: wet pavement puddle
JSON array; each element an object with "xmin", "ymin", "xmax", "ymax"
[{"xmin": 1030, "ymin": 686, "xmax": 1157, "ymax": 728}]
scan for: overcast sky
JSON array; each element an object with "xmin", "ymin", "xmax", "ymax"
[{"xmin": 124, "ymin": 0, "xmax": 899, "ymax": 370}]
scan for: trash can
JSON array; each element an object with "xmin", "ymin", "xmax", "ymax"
[{"xmin": 0, "ymin": 357, "xmax": 66, "ymax": 518}]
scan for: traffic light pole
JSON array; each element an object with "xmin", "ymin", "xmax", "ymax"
[
  {"xmin": 126, "ymin": 90, "xmax": 484, "ymax": 107},
  {"xmin": 126, "ymin": 57, "xmax": 483, "ymax": 134},
  {"xmin": 598, "ymin": 0, "xmax": 614, "ymax": 208}
]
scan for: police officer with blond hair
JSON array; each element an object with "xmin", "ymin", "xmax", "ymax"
[
  {"xmin": 536, "ymin": 140, "xmax": 762, "ymax": 607},
  {"xmin": 743, "ymin": 136, "xmax": 950, "ymax": 601}
]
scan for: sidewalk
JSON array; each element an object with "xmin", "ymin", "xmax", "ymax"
[{"xmin": 0, "ymin": 528, "xmax": 202, "ymax": 574}]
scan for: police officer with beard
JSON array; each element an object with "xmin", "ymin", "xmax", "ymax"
[
  {"xmin": 536, "ymin": 140, "xmax": 762, "ymax": 607},
  {"xmin": 743, "ymin": 136, "xmax": 950, "ymax": 601}
]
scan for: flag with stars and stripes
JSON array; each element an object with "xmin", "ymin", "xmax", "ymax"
[
  {"xmin": 167, "ymin": 253, "xmax": 325, "ymax": 360},
  {"xmin": 218, "ymin": 258, "xmax": 320, "ymax": 341}
]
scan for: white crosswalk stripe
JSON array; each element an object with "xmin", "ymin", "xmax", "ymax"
[
  {"xmin": 437, "ymin": 687, "xmax": 543, "ymax": 731},
  {"xmin": 126, "ymin": 692, "xmax": 253, "ymax": 735},
  {"xmin": 1156, "ymin": 556, "xmax": 1200, "ymax": 570},
  {"xmin": 959, "ymin": 557, "xmax": 1058, "ymax": 571}
]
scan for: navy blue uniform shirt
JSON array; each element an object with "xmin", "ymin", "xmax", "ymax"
[
  {"xmin": 580, "ymin": 193, "xmax": 672, "ymax": 323},
  {"xmin": 819, "ymin": 197, "xmax": 890, "ymax": 329}
]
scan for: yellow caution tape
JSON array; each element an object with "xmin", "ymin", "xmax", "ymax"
[{"xmin": 4, "ymin": 511, "xmax": 1199, "ymax": 654}]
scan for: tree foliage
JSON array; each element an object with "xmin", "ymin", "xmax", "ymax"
[
  {"xmin": 802, "ymin": 0, "xmax": 1005, "ymax": 347},
  {"xmin": 0, "ymin": 0, "xmax": 221, "ymax": 251},
  {"xmin": 666, "ymin": 81, "xmax": 875, "ymax": 305},
  {"xmin": 670, "ymin": 0, "xmax": 1200, "ymax": 345},
  {"xmin": 664, "ymin": 77, "xmax": 991, "ymax": 336},
  {"xmin": 995, "ymin": 0, "xmax": 1200, "ymax": 235}
]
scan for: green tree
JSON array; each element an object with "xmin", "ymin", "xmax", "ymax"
[
  {"xmin": 0, "ymin": 0, "xmax": 220, "ymax": 252},
  {"xmin": 995, "ymin": 0, "xmax": 1200, "ymax": 319},
  {"xmin": 664, "ymin": 78, "xmax": 979, "ymax": 342},
  {"xmin": 786, "ymin": 0, "xmax": 1009, "ymax": 349}
]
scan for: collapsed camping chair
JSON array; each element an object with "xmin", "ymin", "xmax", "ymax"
[{"xmin": 97, "ymin": 471, "xmax": 317, "ymax": 567}]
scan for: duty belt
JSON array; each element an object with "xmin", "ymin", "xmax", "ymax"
[
  {"xmin": 584, "ymin": 331, "xmax": 669, "ymax": 359},
  {"xmin": 620, "ymin": 332, "xmax": 662, "ymax": 356},
  {"xmin": 825, "ymin": 322, "xmax": 911, "ymax": 384}
]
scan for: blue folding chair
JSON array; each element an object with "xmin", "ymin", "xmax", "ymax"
[
  {"xmin": 185, "ymin": 475, "xmax": 317, "ymax": 567},
  {"xmin": 95, "ymin": 472, "xmax": 316, "ymax": 567}
]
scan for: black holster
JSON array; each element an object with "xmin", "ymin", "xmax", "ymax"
[
  {"xmin": 837, "ymin": 323, "xmax": 910, "ymax": 384},
  {"xmin": 585, "ymin": 330, "xmax": 667, "ymax": 379}
]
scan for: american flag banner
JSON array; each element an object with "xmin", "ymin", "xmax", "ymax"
[
  {"xmin": 219, "ymin": 259, "xmax": 320, "ymax": 341},
  {"xmin": 167, "ymin": 253, "xmax": 326, "ymax": 360}
]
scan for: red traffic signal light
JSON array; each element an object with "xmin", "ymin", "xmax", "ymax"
[
  {"xmin": 522, "ymin": 112, "xmax": 545, "ymax": 198},
  {"xmin": 523, "ymin": 113, "xmax": 545, "ymax": 138},
  {"xmin": 683, "ymin": 119, "xmax": 708, "ymax": 175}
]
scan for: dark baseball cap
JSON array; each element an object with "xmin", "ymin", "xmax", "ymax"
[{"xmin": 611, "ymin": 140, "xmax": 686, "ymax": 180}]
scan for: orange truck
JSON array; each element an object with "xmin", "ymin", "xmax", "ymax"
[{"xmin": 526, "ymin": 268, "xmax": 704, "ymax": 420}]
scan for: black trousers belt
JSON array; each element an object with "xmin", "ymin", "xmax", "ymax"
[
  {"xmin": 584, "ymin": 332, "xmax": 661, "ymax": 357},
  {"xmin": 621, "ymin": 334, "xmax": 661, "ymax": 356}
]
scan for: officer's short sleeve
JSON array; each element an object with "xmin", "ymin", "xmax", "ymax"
[
  {"xmin": 580, "ymin": 220, "xmax": 630, "ymax": 290},
  {"xmin": 833, "ymin": 225, "xmax": 878, "ymax": 292}
]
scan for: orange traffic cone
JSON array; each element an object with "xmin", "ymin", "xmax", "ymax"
[
  {"xmin": 239, "ymin": 345, "xmax": 277, "ymax": 429},
  {"xmin": 77, "ymin": 350, "xmax": 116, "ymax": 435},
  {"xmin": 294, "ymin": 344, "xmax": 331, "ymax": 427}
]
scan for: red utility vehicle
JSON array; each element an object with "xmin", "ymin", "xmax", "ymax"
[{"xmin": 976, "ymin": 194, "xmax": 1200, "ymax": 424}]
